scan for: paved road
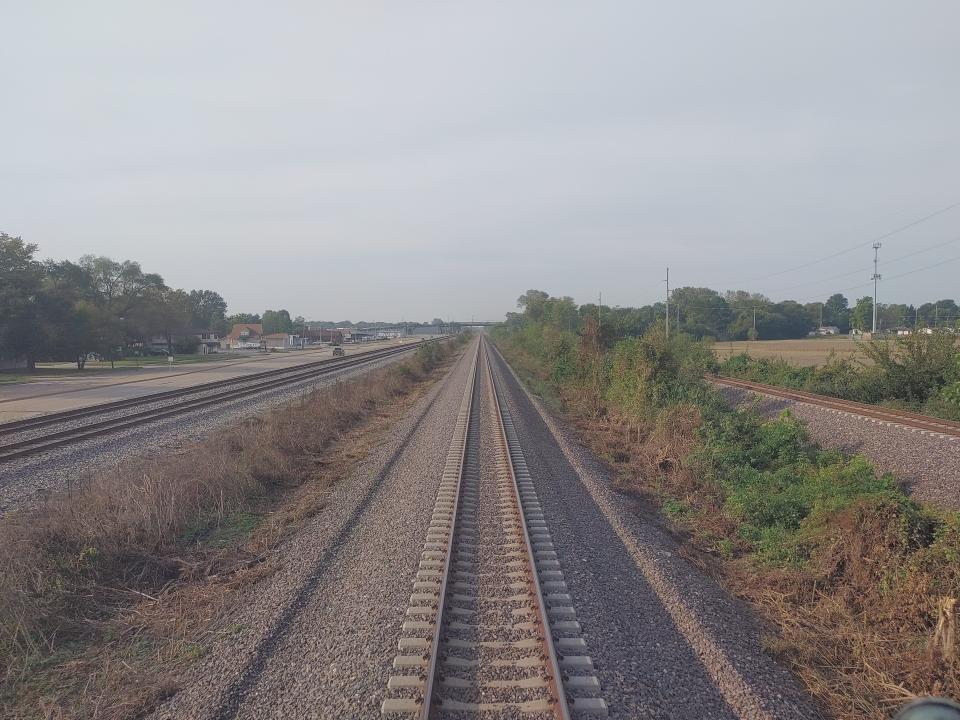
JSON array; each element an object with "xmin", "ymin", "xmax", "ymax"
[
  {"xmin": 0, "ymin": 338, "xmax": 424, "ymax": 423},
  {"xmin": 151, "ymin": 338, "xmax": 818, "ymax": 719}
]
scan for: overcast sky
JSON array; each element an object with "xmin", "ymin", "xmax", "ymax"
[{"xmin": 2, "ymin": 2, "xmax": 958, "ymax": 321}]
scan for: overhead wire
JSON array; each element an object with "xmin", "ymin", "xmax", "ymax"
[
  {"xmin": 748, "ymin": 236, "xmax": 960, "ymax": 295},
  {"xmin": 716, "ymin": 199, "xmax": 960, "ymax": 287}
]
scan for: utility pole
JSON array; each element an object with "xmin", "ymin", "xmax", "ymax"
[
  {"xmin": 598, "ymin": 292, "xmax": 602, "ymax": 333},
  {"xmin": 819, "ymin": 303, "xmax": 823, "ymax": 329},
  {"xmin": 665, "ymin": 267, "xmax": 670, "ymax": 340},
  {"xmin": 872, "ymin": 242, "xmax": 882, "ymax": 334},
  {"xmin": 753, "ymin": 307, "xmax": 757, "ymax": 338}
]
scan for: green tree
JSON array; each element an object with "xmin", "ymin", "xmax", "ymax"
[
  {"xmin": 40, "ymin": 260, "xmax": 98, "ymax": 367},
  {"xmin": 724, "ymin": 290, "xmax": 770, "ymax": 340},
  {"xmin": 143, "ymin": 288, "xmax": 194, "ymax": 354},
  {"xmin": 227, "ymin": 312, "xmax": 261, "ymax": 326},
  {"xmin": 860, "ymin": 331, "xmax": 958, "ymax": 402},
  {"xmin": 757, "ymin": 301, "xmax": 815, "ymax": 340},
  {"xmin": 823, "ymin": 293, "xmax": 850, "ymax": 331},
  {"xmin": 79, "ymin": 255, "xmax": 165, "ymax": 363},
  {"xmin": 879, "ymin": 303, "xmax": 912, "ymax": 331},
  {"xmin": 850, "ymin": 296, "xmax": 874, "ymax": 332},
  {"xmin": 672, "ymin": 287, "xmax": 730, "ymax": 340},
  {"xmin": 917, "ymin": 299, "xmax": 959, "ymax": 328},
  {"xmin": 516, "ymin": 290, "xmax": 550, "ymax": 322},
  {"xmin": 189, "ymin": 289, "xmax": 228, "ymax": 333},
  {"xmin": 262, "ymin": 309, "xmax": 293, "ymax": 334},
  {"xmin": 0, "ymin": 234, "xmax": 45, "ymax": 368}
]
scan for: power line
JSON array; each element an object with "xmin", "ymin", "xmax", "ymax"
[
  {"xmin": 883, "ymin": 254, "xmax": 960, "ymax": 282},
  {"xmin": 718, "ymin": 199, "xmax": 960, "ymax": 287},
  {"xmin": 885, "ymin": 236, "xmax": 960, "ymax": 265},
  {"xmin": 753, "ymin": 236, "xmax": 960, "ymax": 295}
]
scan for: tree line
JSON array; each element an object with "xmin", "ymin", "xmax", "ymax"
[
  {"xmin": 508, "ymin": 288, "xmax": 960, "ymax": 344},
  {"xmin": 0, "ymin": 234, "xmax": 309, "ymax": 368}
]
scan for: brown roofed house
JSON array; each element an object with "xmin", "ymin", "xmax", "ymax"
[{"xmin": 225, "ymin": 323, "xmax": 264, "ymax": 349}]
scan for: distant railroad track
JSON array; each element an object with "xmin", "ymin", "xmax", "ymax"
[
  {"xmin": 0, "ymin": 340, "xmax": 439, "ymax": 464},
  {"xmin": 710, "ymin": 375, "xmax": 960, "ymax": 438},
  {"xmin": 381, "ymin": 337, "xmax": 606, "ymax": 718}
]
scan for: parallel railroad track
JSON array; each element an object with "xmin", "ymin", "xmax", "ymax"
[
  {"xmin": 381, "ymin": 337, "xmax": 606, "ymax": 718},
  {"xmin": 710, "ymin": 374, "xmax": 960, "ymax": 438},
  {"xmin": 0, "ymin": 340, "xmax": 438, "ymax": 464}
]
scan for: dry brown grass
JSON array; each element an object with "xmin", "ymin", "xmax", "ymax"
[
  {"xmin": 714, "ymin": 337, "xmax": 862, "ymax": 366},
  {"xmin": 562, "ymin": 402, "xmax": 960, "ymax": 719},
  {"xmin": 492, "ymin": 331, "xmax": 959, "ymax": 719},
  {"xmin": 0, "ymin": 338, "xmax": 466, "ymax": 719}
]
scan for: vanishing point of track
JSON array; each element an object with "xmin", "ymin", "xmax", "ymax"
[
  {"xmin": 710, "ymin": 374, "xmax": 960, "ymax": 438},
  {"xmin": 381, "ymin": 337, "xmax": 607, "ymax": 718},
  {"xmin": 0, "ymin": 340, "xmax": 439, "ymax": 463}
]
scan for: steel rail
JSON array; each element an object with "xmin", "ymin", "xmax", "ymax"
[
  {"xmin": 483, "ymin": 338, "xmax": 572, "ymax": 720},
  {"xmin": 0, "ymin": 341, "xmax": 436, "ymax": 463},
  {"xmin": 382, "ymin": 337, "xmax": 605, "ymax": 717},
  {"xmin": 0, "ymin": 339, "xmax": 441, "ymax": 436},
  {"xmin": 710, "ymin": 374, "xmax": 960, "ymax": 438},
  {"xmin": 420, "ymin": 343, "xmax": 480, "ymax": 719},
  {"xmin": 379, "ymin": 339, "xmax": 479, "ymax": 716}
]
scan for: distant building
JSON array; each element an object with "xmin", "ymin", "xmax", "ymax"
[
  {"xmin": 147, "ymin": 329, "xmax": 220, "ymax": 355},
  {"xmin": 225, "ymin": 323, "xmax": 264, "ymax": 349},
  {"xmin": 263, "ymin": 333, "xmax": 291, "ymax": 350},
  {"xmin": 263, "ymin": 333, "xmax": 305, "ymax": 350},
  {"xmin": 323, "ymin": 328, "xmax": 344, "ymax": 344},
  {"xmin": 195, "ymin": 330, "xmax": 220, "ymax": 353},
  {"xmin": 807, "ymin": 326, "xmax": 841, "ymax": 337}
]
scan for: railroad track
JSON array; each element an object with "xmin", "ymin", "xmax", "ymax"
[
  {"xmin": 0, "ymin": 340, "xmax": 437, "ymax": 463},
  {"xmin": 710, "ymin": 374, "xmax": 960, "ymax": 438},
  {"xmin": 381, "ymin": 337, "xmax": 606, "ymax": 718}
]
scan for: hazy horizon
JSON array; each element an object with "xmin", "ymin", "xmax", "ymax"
[{"xmin": 3, "ymin": 2, "xmax": 958, "ymax": 321}]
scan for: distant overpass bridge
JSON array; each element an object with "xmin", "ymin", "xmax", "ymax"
[{"xmin": 353, "ymin": 322, "xmax": 498, "ymax": 334}]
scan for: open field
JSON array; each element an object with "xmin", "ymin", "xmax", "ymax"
[{"xmin": 712, "ymin": 337, "xmax": 862, "ymax": 366}]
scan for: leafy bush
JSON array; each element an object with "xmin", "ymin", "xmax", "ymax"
[
  {"xmin": 719, "ymin": 333, "xmax": 960, "ymax": 418},
  {"xmin": 494, "ymin": 310, "xmax": 960, "ymax": 718}
]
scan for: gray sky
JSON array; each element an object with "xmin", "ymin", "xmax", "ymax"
[{"xmin": 2, "ymin": 1, "xmax": 958, "ymax": 321}]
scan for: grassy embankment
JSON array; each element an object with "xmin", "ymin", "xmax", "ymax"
[
  {"xmin": 718, "ymin": 332, "xmax": 960, "ymax": 421},
  {"xmin": 492, "ymin": 321, "xmax": 959, "ymax": 719},
  {"xmin": 0, "ymin": 335, "xmax": 469, "ymax": 720}
]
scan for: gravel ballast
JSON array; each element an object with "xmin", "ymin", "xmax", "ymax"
[
  {"xmin": 488, "ymin": 346, "xmax": 819, "ymax": 719},
  {"xmin": 716, "ymin": 384, "xmax": 960, "ymax": 511},
  {"xmin": 152, "ymin": 339, "xmax": 479, "ymax": 720},
  {"xmin": 0, "ymin": 350, "xmax": 420, "ymax": 515}
]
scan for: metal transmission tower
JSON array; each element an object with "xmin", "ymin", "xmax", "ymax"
[{"xmin": 872, "ymin": 243, "xmax": 882, "ymax": 333}]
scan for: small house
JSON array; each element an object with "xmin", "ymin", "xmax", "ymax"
[{"xmin": 225, "ymin": 323, "xmax": 264, "ymax": 349}]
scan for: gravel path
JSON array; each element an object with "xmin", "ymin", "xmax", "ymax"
[
  {"xmin": 716, "ymin": 385, "xmax": 960, "ymax": 511},
  {"xmin": 152, "ymin": 338, "xmax": 479, "ymax": 720},
  {"xmin": 0, "ymin": 350, "xmax": 418, "ymax": 515},
  {"xmin": 488, "ymin": 346, "xmax": 819, "ymax": 719}
]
